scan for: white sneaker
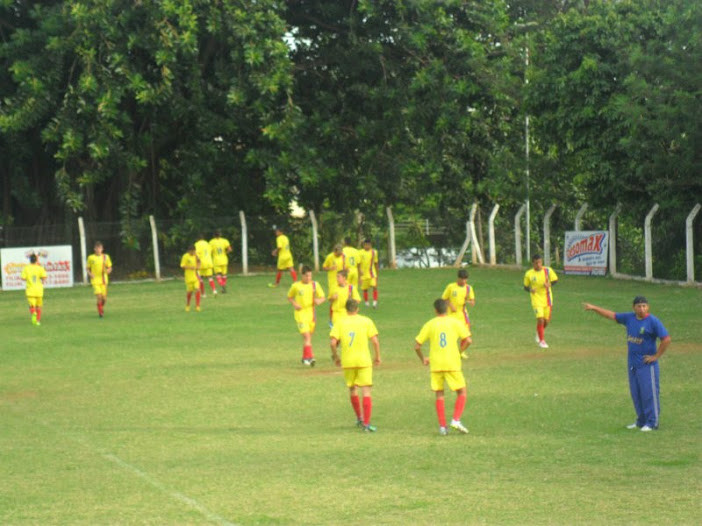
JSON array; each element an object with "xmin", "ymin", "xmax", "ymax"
[
  {"xmin": 365, "ymin": 301, "xmax": 370, "ymax": 307},
  {"xmin": 640, "ymin": 425, "xmax": 653, "ymax": 432},
  {"xmin": 626, "ymin": 423, "xmax": 639, "ymax": 430},
  {"xmin": 439, "ymin": 426, "xmax": 448, "ymax": 436},
  {"xmin": 450, "ymin": 420, "xmax": 469, "ymax": 434},
  {"xmin": 535, "ymin": 332, "xmax": 540, "ymax": 343},
  {"xmin": 538, "ymin": 340, "xmax": 549, "ymax": 349}
]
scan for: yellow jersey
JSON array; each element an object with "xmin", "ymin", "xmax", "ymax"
[
  {"xmin": 194, "ymin": 239, "xmax": 213, "ymax": 269},
  {"xmin": 276, "ymin": 234, "xmax": 292, "ymax": 261},
  {"xmin": 415, "ymin": 315, "xmax": 469, "ymax": 372},
  {"xmin": 523, "ymin": 267, "xmax": 558, "ymax": 307},
  {"xmin": 342, "ymin": 246, "xmax": 360, "ymax": 271},
  {"xmin": 441, "ymin": 282, "xmax": 475, "ymax": 325},
  {"xmin": 330, "ymin": 314, "xmax": 378, "ymax": 368},
  {"xmin": 287, "ymin": 280, "xmax": 325, "ymax": 320},
  {"xmin": 359, "ymin": 248, "xmax": 378, "ymax": 279},
  {"xmin": 209, "ymin": 237, "xmax": 231, "ymax": 266},
  {"xmin": 86, "ymin": 253, "xmax": 112, "ymax": 285},
  {"xmin": 323, "ymin": 252, "xmax": 346, "ymax": 292},
  {"xmin": 21, "ymin": 263, "xmax": 47, "ymax": 297},
  {"xmin": 331, "ymin": 284, "xmax": 361, "ymax": 321},
  {"xmin": 180, "ymin": 252, "xmax": 200, "ymax": 282}
]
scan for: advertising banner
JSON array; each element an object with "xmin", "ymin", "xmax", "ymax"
[
  {"xmin": 1, "ymin": 246, "xmax": 74, "ymax": 291},
  {"xmin": 564, "ymin": 231, "xmax": 608, "ymax": 276}
]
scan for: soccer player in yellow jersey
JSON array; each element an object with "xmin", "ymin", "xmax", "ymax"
[
  {"xmin": 180, "ymin": 245, "xmax": 201, "ymax": 312},
  {"xmin": 209, "ymin": 230, "xmax": 232, "ymax": 294},
  {"xmin": 358, "ymin": 239, "xmax": 379, "ymax": 308},
  {"xmin": 330, "ymin": 299, "xmax": 381, "ymax": 432},
  {"xmin": 523, "ymin": 254, "xmax": 559, "ymax": 349},
  {"xmin": 195, "ymin": 233, "xmax": 216, "ymax": 297},
  {"xmin": 414, "ymin": 299, "xmax": 471, "ymax": 436},
  {"xmin": 329, "ymin": 270, "xmax": 361, "ymax": 326},
  {"xmin": 86, "ymin": 241, "xmax": 112, "ymax": 318},
  {"xmin": 269, "ymin": 227, "xmax": 297, "ymax": 287},
  {"xmin": 342, "ymin": 237, "xmax": 360, "ymax": 287},
  {"xmin": 20, "ymin": 254, "xmax": 47, "ymax": 326},
  {"xmin": 287, "ymin": 265, "xmax": 326, "ymax": 366},
  {"xmin": 322, "ymin": 243, "xmax": 346, "ymax": 324},
  {"xmin": 441, "ymin": 269, "xmax": 475, "ymax": 358}
]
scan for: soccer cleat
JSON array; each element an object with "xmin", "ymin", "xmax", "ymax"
[
  {"xmin": 626, "ymin": 423, "xmax": 639, "ymax": 430},
  {"xmin": 362, "ymin": 424, "xmax": 377, "ymax": 433},
  {"xmin": 439, "ymin": 426, "xmax": 448, "ymax": 436},
  {"xmin": 450, "ymin": 420, "xmax": 469, "ymax": 434},
  {"xmin": 35, "ymin": 321, "xmax": 41, "ymax": 326},
  {"xmin": 185, "ymin": 305, "xmax": 191, "ymax": 312},
  {"xmin": 309, "ymin": 357, "xmax": 316, "ymax": 367},
  {"xmin": 538, "ymin": 340, "xmax": 549, "ymax": 349},
  {"xmin": 221, "ymin": 286, "xmax": 226, "ymax": 294},
  {"xmin": 373, "ymin": 302, "xmax": 377, "ymax": 309},
  {"xmin": 213, "ymin": 290, "xmax": 218, "ymax": 297},
  {"xmin": 365, "ymin": 301, "xmax": 370, "ymax": 307},
  {"xmin": 195, "ymin": 306, "xmax": 201, "ymax": 312},
  {"xmin": 356, "ymin": 419, "xmax": 364, "ymax": 428},
  {"xmin": 99, "ymin": 313, "xmax": 104, "ymax": 318},
  {"xmin": 267, "ymin": 283, "xmax": 279, "ymax": 288},
  {"xmin": 640, "ymin": 425, "xmax": 653, "ymax": 432}
]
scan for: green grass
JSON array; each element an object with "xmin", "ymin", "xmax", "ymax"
[{"xmin": 1, "ymin": 267, "xmax": 700, "ymax": 525}]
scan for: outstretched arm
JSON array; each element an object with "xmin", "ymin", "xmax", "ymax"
[{"xmin": 582, "ymin": 303, "xmax": 616, "ymax": 320}]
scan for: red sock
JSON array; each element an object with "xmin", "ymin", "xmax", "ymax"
[
  {"xmin": 216, "ymin": 275, "xmax": 224, "ymax": 286},
  {"xmin": 373, "ymin": 289, "xmax": 378, "ymax": 301},
  {"xmin": 29, "ymin": 306, "xmax": 35, "ymax": 316},
  {"xmin": 275, "ymin": 271, "xmax": 282, "ymax": 284},
  {"xmin": 350, "ymin": 395, "xmax": 362, "ymax": 419},
  {"xmin": 196, "ymin": 291, "xmax": 201, "ymax": 307},
  {"xmin": 303, "ymin": 345, "xmax": 313, "ymax": 360},
  {"xmin": 435, "ymin": 398, "xmax": 446, "ymax": 427},
  {"xmin": 186, "ymin": 292, "xmax": 192, "ymax": 305},
  {"xmin": 209, "ymin": 279, "xmax": 216, "ymax": 292},
  {"xmin": 537, "ymin": 323, "xmax": 545, "ymax": 342},
  {"xmin": 223, "ymin": 276, "xmax": 227, "ymax": 287},
  {"xmin": 200, "ymin": 281, "xmax": 205, "ymax": 294},
  {"xmin": 97, "ymin": 302, "xmax": 103, "ymax": 315},
  {"xmin": 362, "ymin": 396, "xmax": 372, "ymax": 426},
  {"xmin": 36, "ymin": 307, "xmax": 42, "ymax": 322},
  {"xmin": 290, "ymin": 269, "xmax": 297, "ymax": 281},
  {"xmin": 453, "ymin": 394, "xmax": 466, "ymax": 421},
  {"xmin": 363, "ymin": 290, "xmax": 369, "ymax": 302}
]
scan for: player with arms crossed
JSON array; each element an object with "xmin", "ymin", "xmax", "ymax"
[
  {"xmin": 209, "ymin": 230, "xmax": 232, "ymax": 294},
  {"xmin": 523, "ymin": 254, "xmax": 559, "ymax": 348},
  {"xmin": 20, "ymin": 253, "xmax": 47, "ymax": 326},
  {"xmin": 180, "ymin": 245, "xmax": 201, "ymax": 312},
  {"xmin": 195, "ymin": 233, "xmax": 216, "ymax": 297},
  {"xmin": 414, "ymin": 299, "xmax": 472, "ymax": 436},
  {"xmin": 269, "ymin": 227, "xmax": 297, "ymax": 287},
  {"xmin": 86, "ymin": 241, "xmax": 113, "ymax": 318},
  {"xmin": 329, "ymin": 269, "xmax": 361, "ymax": 327},
  {"xmin": 358, "ymin": 239, "xmax": 379, "ymax": 308},
  {"xmin": 287, "ymin": 265, "xmax": 326, "ymax": 366},
  {"xmin": 330, "ymin": 299, "xmax": 381, "ymax": 432},
  {"xmin": 441, "ymin": 268, "xmax": 475, "ymax": 359},
  {"xmin": 583, "ymin": 296, "xmax": 671, "ymax": 431}
]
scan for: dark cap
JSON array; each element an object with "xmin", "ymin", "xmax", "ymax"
[{"xmin": 633, "ymin": 296, "xmax": 648, "ymax": 305}]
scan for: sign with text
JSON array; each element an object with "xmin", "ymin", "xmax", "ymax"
[
  {"xmin": 564, "ymin": 231, "xmax": 608, "ymax": 276},
  {"xmin": 1, "ymin": 246, "xmax": 74, "ymax": 291}
]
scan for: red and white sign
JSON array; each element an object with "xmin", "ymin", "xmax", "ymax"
[
  {"xmin": 564, "ymin": 231, "xmax": 609, "ymax": 276},
  {"xmin": 1, "ymin": 246, "xmax": 74, "ymax": 291}
]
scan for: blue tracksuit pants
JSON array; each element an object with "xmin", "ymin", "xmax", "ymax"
[{"xmin": 628, "ymin": 362, "xmax": 660, "ymax": 428}]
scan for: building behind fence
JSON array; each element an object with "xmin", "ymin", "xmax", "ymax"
[{"xmin": 1, "ymin": 201, "xmax": 700, "ymax": 286}]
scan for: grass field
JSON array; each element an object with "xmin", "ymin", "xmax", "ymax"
[{"xmin": 1, "ymin": 267, "xmax": 700, "ymax": 525}]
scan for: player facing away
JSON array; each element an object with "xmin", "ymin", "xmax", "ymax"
[
  {"xmin": 414, "ymin": 299, "xmax": 471, "ymax": 436},
  {"xmin": 583, "ymin": 297, "xmax": 671, "ymax": 431},
  {"xmin": 358, "ymin": 239, "xmax": 379, "ymax": 308},
  {"xmin": 342, "ymin": 237, "xmax": 360, "ymax": 287},
  {"xmin": 269, "ymin": 227, "xmax": 297, "ymax": 287},
  {"xmin": 195, "ymin": 233, "xmax": 216, "ymax": 297},
  {"xmin": 209, "ymin": 230, "xmax": 232, "ymax": 293},
  {"xmin": 20, "ymin": 253, "xmax": 47, "ymax": 326},
  {"xmin": 523, "ymin": 254, "xmax": 559, "ymax": 349},
  {"xmin": 180, "ymin": 245, "xmax": 201, "ymax": 312},
  {"xmin": 86, "ymin": 241, "xmax": 112, "ymax": 318},
  {"xmin": 329, "ymin": 270, "xmax": 361, "ymax": 327},
  {"xmin": 441, "ymin": 268, "xmax": 475, "ymax": 359},
  {"xmin": 287, "ymin": 265, "xmax": 326, "ymax": 366},
  {"xmin": 330, "ymin": 299, "xmax": 381, "ymax": 432}
]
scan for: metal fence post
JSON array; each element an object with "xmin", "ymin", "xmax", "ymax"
[
  {"xmin": 686, "ymin": 203, "xmax": 701, "ymax": 283},
  {"xmin": 78, "ymin": 216, "xmax": 88, "ymax": 284},
  {"xmin": 454, "ymin": 220, "xmax": 471, "ymax": 267},
  {"xmin": 386, "ymin": 206, "xmax": 396, "ymax": 269},
  {"xmin": 308, "ymin": 210, "xmax": 320, "ymax": 271},
  {"xmin": 149, "ymin": 215, "xmax": 161, "ymax": 281},
  {"xmin": 515, "ymin": 203, "xmax": 526, "ymax": 266},
  {"xmin": 543, "ymin": 204, "xmax": 557, "ymax": 267},
  {"xmin": 575, "ymin": 203, "xmax": 588, "ymax": 231},
  {"xmin": 488, "ymin": 204, "xmax": 500, "ymax": 265},
  {"xmin": 644, "ymin": 203, "xmax": 659, "ymax": 281},
  {"xmin": 239, "ymin": 211, "xmax": 248, "ymax": 276},
  {"xmin": 608, "ymin": 203, "xmax": 621, "ymax": 276},
  {"xmin": 469, "ymin": 203, "xmax": 484, "ymax": 264}
]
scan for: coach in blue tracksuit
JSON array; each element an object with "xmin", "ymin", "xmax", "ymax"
[{"xmin": 583, "ymin": 296, "xmax": 671, "ymax": 432}]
